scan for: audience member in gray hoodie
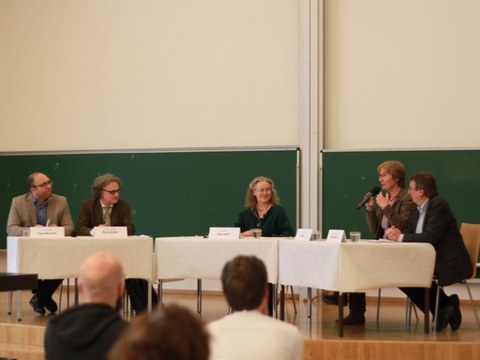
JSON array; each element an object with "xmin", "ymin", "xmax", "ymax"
[{"xmin": 44, "ymin": 252, "xmax": 128, "ymax": 360}]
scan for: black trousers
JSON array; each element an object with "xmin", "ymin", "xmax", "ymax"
[
  {"xmin": 267, "ymin": 283, "xmax": 274, "ymax": 316},
  {"xmin": 400, "ymin": 281, "xmax": 451, "ymax": 315},
  {"xmin": 348, "ymin": 292, "xmax": 366, "ymax": 314},
  {"xmin": 125, "ymin": 278, "xmax": 158, "ymax": 313},
  {"xmin": 348, "ymin": 282, "xmax": 451, "ymax": 317},
  {"xmin": 33, "ymin": 279, "xmax": 63, "ymax": 303}
]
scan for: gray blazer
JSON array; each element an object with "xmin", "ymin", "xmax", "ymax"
[{"xmin": 6, "ymin": 192, "xmax": 74, "ymax": 236}]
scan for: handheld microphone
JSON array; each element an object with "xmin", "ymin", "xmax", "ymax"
[{"xmin": 356, "ymin": 186, "xmax": 381, "ymax": 210}]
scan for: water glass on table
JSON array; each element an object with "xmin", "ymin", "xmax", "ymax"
[{"xmin": 349, "ymin": 231, "xmax": 361, "ymax": 242}]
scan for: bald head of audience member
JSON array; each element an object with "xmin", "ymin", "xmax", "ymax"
[
  {"xmin": 78, "ymin": 252, "xmax": 125, "ymax": 310},
  {"xmin": 221, "ymin": 255, "xmax": 269, "ymax": 314},
  {"xmin": 108, "ymin": 304, "xmax": 210, "ymax": 360}
]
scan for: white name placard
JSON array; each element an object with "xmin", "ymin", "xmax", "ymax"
[
  {"xmin": 295, "ymin": 228, "xmax": 313, "ymax": 241},
  {"xmin": 326, "ymin": 229, "xmax": 347, "ymax": 243},
  {"xmin": 29, "ymin": 226, "xmax": 65, "ymax": 238},
  {"xmin": 208, "ymin": 227, "xmax": 240, "ymax": 239},
  {"xmin": 93, "ymin": 226, "xmax": 128, "ymax": 238}
]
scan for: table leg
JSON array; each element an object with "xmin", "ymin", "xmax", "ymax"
[
  {"xmin": 158, "ymin": 280, "xmax": 163, "ymax": 306},
  {"xmin": 66, "ymin": 279, "xmax": 70, "ymax": 308},
  {"xmin": 148, "ymin": 279, "xmax": 152, "ymax": 312},
  {"xmin": 74, "ymin": 278, "xmax": 79, "ymax": 305},
  {"xmin": 424, "ymin": 287, "xmax": 430, "ymax": 334},
  {"xmin": 307, "ymin": 287, "xmax": 312, "ymax": 318},
  {"xmin": 7, "ymin": 291, "xmax": 12, "ymax": 315},
  {"xmin": 338, "ymin": 292, "xmax": 344, "ymax": 337},
  {"xmin": 280, "ymin": 285, "xmax": 285, "ymax": 320},
  {"xmin": 272, "ymin": 283, "xmax": 277, "ymax": 318},
  {"xmin": 16, "ymin": 290, "xmax": 22, "ymax": 321},
  {"xmin": 197, "ymin": 279, "xmax": 202, "ymax": 314}
]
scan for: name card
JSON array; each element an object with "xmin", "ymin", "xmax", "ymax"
[
  {"xmin": 326, "ymin": 229, "xmax": 346, "ymax": 243},
  {"xmin": 295, "ymin": 228, "xmax": 313, "ymax": 241},
  {"xmin": 29, "ymin": 226, "xmax": 65, "ymax": 238},
  {"xmin": 93, "ymin": 226, "xmax": 128, "ymax": 238},
  {"xmin": 208, "ymin": 227, "xmax": 240, "ymax": 239}
]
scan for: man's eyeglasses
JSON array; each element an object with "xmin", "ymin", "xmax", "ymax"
[
  {"xmin": 33, "ymin": 180, "xmax": 53, "ymax": 188},
  {"xmin": 102, "ymin": 188, "xmax": 121, "ymax": 195}
]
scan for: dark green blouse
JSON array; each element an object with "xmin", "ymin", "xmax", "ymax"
[{"xmin": 234, "ymin": 205, "xmax": 294, "ymax": 237}]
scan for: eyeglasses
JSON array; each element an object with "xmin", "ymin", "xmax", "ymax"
[
  {"xmin": 102, "ymin": 188, "xmax": 121, "ymax": 195},
  {"xmin": 254, "ymin": 187, "xmax": 272, "ymax": 193},
  {"xmin": 33, "ymin": 180, "xmax": 53, "ymax": 188}
]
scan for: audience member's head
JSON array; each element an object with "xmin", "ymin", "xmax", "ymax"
[
  {"xmin": 108, "ymin": 304, "xmax": 210, "ymax": 360},
  {"xmin": 78, "ymin": 251, "xmax": 125, "ymax": 310},
  {"xmin": 221, "ymin": 255, "xmax": 268, "ymax": 313}
]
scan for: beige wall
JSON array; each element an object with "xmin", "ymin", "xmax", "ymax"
[
  {"xmin": 2, "ymin": 1, "xmax": 480, "ymax": 153},
  {"xmin": 324, "ymin": 0, "xmax": 480, "ymax": 150},
  {"xmin": 0, "ymin": 0, "xmax": 299, "ymax": 152}
]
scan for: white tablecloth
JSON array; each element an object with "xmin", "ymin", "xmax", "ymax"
[
  {"xmin": 155, "ymin": 236, "xmax": 279, "ymax": 283},
  {"xmin": 279, "ymin": 240, "xmax": 436, "ymax": 292},
  {"xmin": 7, "ymin": 236, "xmax": 154, "ymax": 280}
]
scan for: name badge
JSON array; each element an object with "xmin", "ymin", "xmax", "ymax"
[
  {"xmin": 93, "ymin": 226, "xmax": 128, "ymax": 238},
  {"xmin": 295, "ymin": 228, "xmax": 313, "ymax": 241},
  {"xmin": 208, "ymin": 227, "xmax": 240, "ymax": 239},
  {"xmin": 326, "ymin": 229, "xmax": 346, "ymax": 243},
  {"xmin": 29, "ymin": 226, "xmax": 65, "ymax": 238}
]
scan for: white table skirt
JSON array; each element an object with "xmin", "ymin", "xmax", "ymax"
[
  {"xmin": 7, "ymin": 236, "xmax": 154, "ymax": 280},
  {"xmin": 155, "ymin": 236, "xmax": 280, "ymax": 283},
  {"xmin": 279, "ymin": 240, "xmax": 436, "ymax": 292}
]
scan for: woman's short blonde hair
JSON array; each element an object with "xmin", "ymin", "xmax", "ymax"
[{"xmin": 377, "ymin": 160, "xmax": 406, "ymax": 188}]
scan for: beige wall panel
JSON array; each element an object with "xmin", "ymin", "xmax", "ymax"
[
  {"xmin": 325, "ymin": 0, "xmax": 480, "ymax": 150},
  {"xmin": 0, "ymin": 0, "xmax": 299, "ymax": 152}
]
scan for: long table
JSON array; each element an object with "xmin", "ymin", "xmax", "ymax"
[
  {"xmin": 7, "ymin": 236, "xmax": 154, "ymax": 319},
  {"xmin": 278, "ymin": 239, "xmax": 436, "ymax": 336},
  {"xmin": 0, "ymin": 272, "xmax": 38, "ymax": 321},
  {"xmin": 154, "ymin": 236, "xmax": 279, "ymax": 313},
  {"xmin": 6, "ymin": 235, "xmax": 437, "ymax": 336}
]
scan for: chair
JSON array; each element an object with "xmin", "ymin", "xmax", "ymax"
[
  {"xmin": 377, "ymin": 222, "xmax": 480, "ymax": 330},
  {"xmin": 376, "ymin": 288, "xmax": 419, "ymax": 327},
  {"xmin": 284, "ymin": 285, "xmax": 297, "ymax": 314},
  {"xmin": 432, "ymin": 222, "xmax": 480, "ymax": 330},
  {"xmin": 58, "ymin": 278, "xmax": 79, "ymax": 312},
  {"xmin": 406, "ymin": 222, "xmax": 480, "ymax": 331},
  {"xmin": 277, "ymin": 285, "xmax": 298, "ymax": 316}
]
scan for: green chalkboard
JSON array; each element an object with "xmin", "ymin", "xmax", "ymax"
[
  {"xmin": 322, "ymin": 149, "xmax": 480, "ymax": 239},
  {"xmin": 1, "ymin": 150, "xmax": 298, "ymax": 249}
]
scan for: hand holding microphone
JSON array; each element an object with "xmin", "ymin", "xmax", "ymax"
[{"xmin": 356, "ymin": 186, "xmax": 381, "ymax": 210}]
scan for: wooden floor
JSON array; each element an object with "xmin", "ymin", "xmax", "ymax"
[{"xmin": 1, "ymin": 287, "xmax": 480, "ymax": 360}]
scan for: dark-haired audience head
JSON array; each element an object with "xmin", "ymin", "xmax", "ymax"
[
  {"xmin": 221, "ymin": 255, "xmax": 268, "ymax": 312},
  {"xmin": 409, "ymin": 172, "xmax": 438, "ymax": 198},
  {"xmin": 108, "ymin": 304, "xmax": 209, "ymax": 360}
]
